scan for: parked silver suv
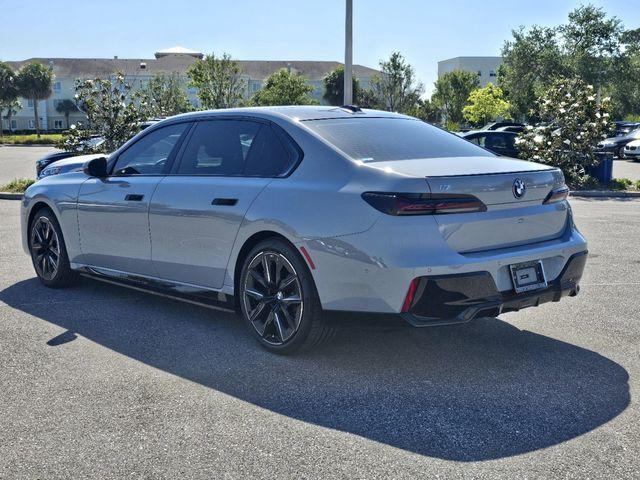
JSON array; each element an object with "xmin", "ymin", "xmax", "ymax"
[{"xmin": 21, "ymin": 106, "xmax": 587, "ymax": 353}]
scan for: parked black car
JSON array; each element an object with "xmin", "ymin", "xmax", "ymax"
[
  {"xmin": 461, "ymin": 130, "xmax": 519, "ymax": 157},
  {"xmin": 481, "ymin": 121, "xmax": 525, "ymax": 132},
  {"xmin": 597, "ymin": 128, "xmax": 640, "ymax": 158},
  {"xmin": 613, "ymin": 121, "xmax": 640, "ymax": 137}
]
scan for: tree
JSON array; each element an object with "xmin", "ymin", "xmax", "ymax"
[
  {"xmin": 60, "ymin": 72, "xmax": 150, "ymax": 154},
  {"xmin": 500, "ymin": 6, "xmax": 639, "ymax": 120},
  {"xmin": 369, "ymin": 52, "xmax": 423, "ymax": 113},
  {"xmin": 187, "ymin": 53, "xmax": 245, "ymax": 109},
  {"xmin": 0, "ymin": 61, "xmax": 19, "ymax": 137},
  {"xmin": 463, "ymin": 83, "xmax": 511, "ymax": 126},
  {"xmin": 1, "ymin": 99, "xmax": 21, "ymax": 133},
  {"xmin": 516, "ymin": 78, "xmax": 611, "ymax": 187},
  {"xmin": 431, "ymin": 69, "xmax": 479, "ymax": 124},
  {"xmin": 499, "ymin": 26, "xmax": 567, "ymax": 121},
  {"xmin": 322, "ymin": 65, "xmax": 360, "ymax": 105},
  {"xmin": 143, "ymin": 72, "xmax": 192, "ymax": 116},
  {"xmin": 55, "ymin": 99, "xmax": 78, "ymax": 128},
  {"xmin": 560, "ymin": 5, "xmax": 624, "ymax": 91},
  {"xmin": 406, "ymin": 98, "xmax": 438, "ymax": 123},
  {"xmin": 251, "ymin": 68, "xmax": 316, "ymax": 106},
  {"xmin": 16, "ymin": 61, "xmax": 54, "ymax": 137}
]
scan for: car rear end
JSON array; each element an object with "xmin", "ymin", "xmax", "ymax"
[{"xmin": 301, "ymin": 113, "xmax": 587, "ymax": 324}]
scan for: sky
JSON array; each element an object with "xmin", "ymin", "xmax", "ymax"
[{"xmin": 1, "ymin": 0, "xmax": 639, "ymax": 95}]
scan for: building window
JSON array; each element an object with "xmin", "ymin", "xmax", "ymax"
[
  {"xmin": 53, "ymin": 81, "xmax": 61, "ymax": 92},
  {"xmin": 27, "ymin": 99, "xmax": 34, "ymax": 108},
  {"xmin": 54, "ymin": 120, "xmax": 64, "ymax": 129},
  {"xmin": 28, "ymin": 119, "xmax": 35, "ymax": 129},
  {"xmin": 53, "ymin": 99, "xmax": 61, "ymax": 108},
  {"xmin": 489, "ymin": 70, "xmax": 497, "ymax": 77},
  {"xmin": 477, "ymin": 71, "xmax": 482, "ymax": 77},
  {"xmin": 11, "ymin": 120, "xmax": 17, "ymax": 130}
]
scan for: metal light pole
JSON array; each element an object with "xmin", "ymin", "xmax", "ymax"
[{"xmin": 343, "ymin": 0, "xmax": 353, "ymax": 105}]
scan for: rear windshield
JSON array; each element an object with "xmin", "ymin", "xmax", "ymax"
[{"xmin": 303, "ymin": 117, "xmax": 493, "ymax": 162}]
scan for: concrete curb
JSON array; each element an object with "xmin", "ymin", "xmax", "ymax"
[
  {"xmin": 570, "ymin": 190, "xmax": 640, "ymax": 198},
  {"xmin": 0, "ymin": 192, "xmax": 23, "ymax": 200}
]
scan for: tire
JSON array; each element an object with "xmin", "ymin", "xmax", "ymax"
[
  {"xmin": 28, "ymin": 208, "xmax": 79, "ymax": 288},
  {"xmin": 238, "ymin": 238, "xmax": 332, "ymax": 354},
  {"xmin": 617, "ymin": 147, "xmax": 625, "ymax": 159}
]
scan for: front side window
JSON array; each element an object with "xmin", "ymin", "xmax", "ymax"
[
  {"xmin": 112, "ymin": 123, "xmax": 188, "ymax": 175},
  {"xmin": 176, "ymin": 120, "xmax": 260, "ymax": 175},
  {"xmin": 304, "ymin": 117, "xmax": 493, "ymax": 162}
]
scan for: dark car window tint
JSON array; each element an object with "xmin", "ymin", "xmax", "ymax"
[
  {"xmin": 177, "ymin": 120, "xmax": 260, "ymax": 175},
  {"xmin": 486, "ymin": 134, "xmax": 507, "ymax": 149},
  {"xmin": 304, "ymin": 117, "xmax": 493, "ymax": 162},
  {"xmin": 113, "ymin": 123, "xmax": 188, "ymax": 175},
  {"xmin": 244, "ymin": 125, "xmax": 292, "ymax": 176}
]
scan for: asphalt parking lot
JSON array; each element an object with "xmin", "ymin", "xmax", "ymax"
[
  {"xmin": 0, "ymin": 146, "xmax": 59, "ymax": 185},
  {"xmin": 0, "ymin": 198, "xmax": 638, "ymax": 479}
]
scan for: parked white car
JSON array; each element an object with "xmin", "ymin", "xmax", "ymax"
[{"xmin": 623, "ymin": 139, "xmax": 640, "ymax": 160}]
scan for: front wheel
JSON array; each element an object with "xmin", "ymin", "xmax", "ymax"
[
  {"xmin": 29, "ymin": 208, "xmax": 78, "ymax": 288},
  {"xmin": 238, "ymin": 239, "xmax": 332, "ymax": 354}
]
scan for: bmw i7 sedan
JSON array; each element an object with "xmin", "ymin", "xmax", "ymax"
[{"xmin": 21, "ymin": 106, "xmax": 588, "ymax": 353}]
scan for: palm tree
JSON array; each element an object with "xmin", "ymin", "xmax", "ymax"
[
  {"xmin": 16, "ymin": 62, "xmax": 53, "ymax": 138},
  {"xmin": 0, "ymin": 61, "xmax": 19, "ymax": 138},
  {"xmin": 1, "ymin": 99, "xmax": 21, "ymax": 134},
  {"xmin": 55, "ymin": 99, "xmax": 78, "ymax": 129}
]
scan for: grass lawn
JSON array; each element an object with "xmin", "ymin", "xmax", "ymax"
[{"xmin": 0, "ymin": 134, "xmax": 63, "ymax": 145}]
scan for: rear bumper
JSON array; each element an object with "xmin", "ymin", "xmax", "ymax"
[{"xmin": 402, "ymin": 251, "xmax": 587, "ymax": 326}]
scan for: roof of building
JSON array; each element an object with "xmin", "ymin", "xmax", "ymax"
[
  {"xmin": 6, "ymin": 57, "xmax": 379, "ymax": 80},
  {"xmin": 154, "ymin": 46, "xmax": 203, "ymax": 59},
  {"xmin": 437, "ymin": 56, "xmax": 503, "ymax": 64}
]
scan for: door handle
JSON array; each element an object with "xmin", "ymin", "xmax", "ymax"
[
  {"xmin": 211, "ymin": 198, "xmax": 238, "ymax": 206},
  {"xmin": 125, "ymin": 194, "xmax": 145, "ymax": 201}
]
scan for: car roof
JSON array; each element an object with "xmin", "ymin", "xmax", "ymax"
[
  {"xmin": 462, "ymin": 130, "xmax": 516, "ymax": 137},
  {"xmin": 168, "ymin": 106, "xmax": 414, "ymax": 123}
]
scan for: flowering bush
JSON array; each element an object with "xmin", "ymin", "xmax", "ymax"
[
  {"xmin": 59, "ymin": 72, "xmax": 150, "ymax": 154},
  {"xmin": 516, "ymin": 77, "xmax": 612, "ymax": 186}
]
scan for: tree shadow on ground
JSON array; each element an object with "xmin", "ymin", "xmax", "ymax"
[{"xmin": 0, "ymin": 277, "xmax": 629, "ymax": 462}]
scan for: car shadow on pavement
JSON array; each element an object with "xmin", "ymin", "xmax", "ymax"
[{"xmin": 0, "ymin": 277, "xmax": 630, "ymax": 462}]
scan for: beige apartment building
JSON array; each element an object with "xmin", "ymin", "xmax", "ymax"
[
  {"xmin": 437, "ymin": 56, "xmax": 503, "ymax": 87},
  {"xmin": 4, "ymin": 46, "xmax": 379, "ymax": 132}
]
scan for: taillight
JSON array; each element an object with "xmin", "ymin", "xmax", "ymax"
[
  {"xmin": 401, "ymin": 278, "xmax": 420, "ymax": 313},
  {"xmin": 361, "ymin": 192, "xmax": 486, "ymax": 215},
  {"xmin": 543, "ymin": 185, "xmax": 570, "ymax": 204}
]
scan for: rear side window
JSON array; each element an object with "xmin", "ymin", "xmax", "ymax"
[
  {"xmin": 304, "ymin": 117, "xmax": 493, "ymax": 162},
  {"xmin": 244, "ymin": 125, "xmax": 293, "ymax": 177},
  {"xmin": 177, "ymin": 120, "xmax": 260, "ymax": 175}
]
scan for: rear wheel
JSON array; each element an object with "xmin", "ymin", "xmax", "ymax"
[
  {"xmin": 238, "ymin": 239, "xmax": 332, "ymax": 354},
  {"xmin": 617, "ymin": 146, "xmax": 625, "ymax": 159},
  {"xmin": 29, "ymin": 208, "xmax": 78, "ymax": 288}
]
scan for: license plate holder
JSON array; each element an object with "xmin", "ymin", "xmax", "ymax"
[{"xmin": 509, "ymin": 260, "xmax": 547, "ymax": 293}]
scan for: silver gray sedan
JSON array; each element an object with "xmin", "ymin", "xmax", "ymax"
[{"xmin": 21, "ymin": 106, "xmax": 588, "ymax": 353}]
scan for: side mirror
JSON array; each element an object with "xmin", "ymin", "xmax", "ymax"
[{"xmin": 83, "ymin": 157, "xmax": 108, "ymax": 177}]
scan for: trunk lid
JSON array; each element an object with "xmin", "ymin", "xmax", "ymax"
[{"xmin": 374, "ymin": 156, "xmax": 568, "ymax": 253}]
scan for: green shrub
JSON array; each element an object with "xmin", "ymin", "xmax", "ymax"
[
  {"xmin": 635, "ymin": 180, "xmax": 640, "ymax": 190},
  {"xmin": 0, "ymin": 134, "xmax": 63, "ymax": 145},
  {"xmin": 443, "ymin": 120, "xmax": 460, "ymax": 132},
  {"xmin": 0, "ymin": 178, "xmax": 35, "ymax": 193},
  {"xmin": 572, "ymin": 174, "xmax": 600, "ymax": 190},
  {"xmin": 609, "ymin": 178, "xmax": 633, "ymax": 190}
]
